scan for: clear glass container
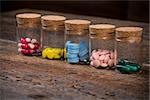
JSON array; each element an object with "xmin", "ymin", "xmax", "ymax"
[
  {"xmin": 89, "ymin": 24, "xmax": 116, "ymax": 69},
  {"xmin": 115, "ymin": 27, "xmax": 143, "ymax": 65},
  {"xmin": 65, "ymin": 19, "xmax": 91, "ymax": 64},
  {"xmin": 16, "ymin": 13, "xmax": 41, "ymax": 56},
  {"xmin": 41, "ymin": 15, "xmax": 66, "ymax": 60}
]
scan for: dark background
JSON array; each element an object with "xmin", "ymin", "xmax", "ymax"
[{"xmin": 1, "ymin": 1, "xmax": 149, "ymax": 23}]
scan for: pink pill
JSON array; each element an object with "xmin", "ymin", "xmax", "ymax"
[
  {"xmin": 90, "ymin": 56, "xmax": 94, "ymax": 61},
  {"xmin": 100, "ymin": 62, "xmax": 108, "ymax": 68},
  {"xmin": 92, "ymin": 52, "xmax": 99, "ymax": 60},
  {"xmin": 104, "ymin": 54, "xmax": 110, "ymax": 63},
  {"xmin": 97, "ymin": 51, "xmax": 102, "ymax": 56},
  {"xmin": 90, "ymin": 61, "xmax": 94, "ymax": 66},
  {"xmin": 92, "ymin": 50, "xmax": 96, "ymax": 53},
  {"xmin": 91, "ymin": 60, "xmax": 100, "ymax": 68},
  {"xmin": 99, "ymin": 55, "xmax": 105, "ymax": 61}
]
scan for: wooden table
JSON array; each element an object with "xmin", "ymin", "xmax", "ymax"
[{"xmin": 0, "ymin": 9, "xmax": 149, "ymax": 100}]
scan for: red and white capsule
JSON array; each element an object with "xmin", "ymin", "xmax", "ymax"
[
  {"xmin": 20, "ymin": 37, "xmax": 27, "ymax": 44},
  {"xmin": 31, "ymin": 39, "xmax": 38, "ymax": 43},
  {"xmin": 18, "ymin": 48, "xmax": 35, "ymax": 54},
  {"xmin": 25, "ymin": 38, "xmax": 31, "ymax": 43},
  {"xmin": 18, "ymin": 43, "xmax": 30, "ymax": 49}
]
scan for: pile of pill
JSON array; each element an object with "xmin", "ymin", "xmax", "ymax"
[
  {"xmin": 42, "ymin": 48, "xmax": 66, "ymax": 59},
  {"xmin": 116, "ymin": 59, "xmax": 141, "ymax": 74},
  {"xmin": 90, "ymin": 49, "xmax": 115, "ymax": 68},
  {"xmin": 66, "ymin": 41, "xmax": 89, "ymax": 64},
  {"xmin": 18, "ymin": 37, "xmax": 40, "ymax": 55}
]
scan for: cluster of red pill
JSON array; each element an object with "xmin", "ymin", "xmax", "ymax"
[{"xmin": 18, "ymin": 37, "xmax": 40, "ymax": 55}]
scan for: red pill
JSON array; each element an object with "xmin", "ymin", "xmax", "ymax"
[
  {"xmin": 20, "ymin": 38, "xmax": 27, "ymax": 44},
  {"xmin": 28, "ymin": 49, "xmax": 35, "ymax": 53},
  {"xmin": 21, "ymin": 44, "xmax": 30, "ymax": 49},
  {"xmin": 18, "ymin": 48, "xmax": 35, "ymax": 55},
  {"xmin": 34, "ymin": 43, "xmax": 40, "ymax": 49},
  {"xmin": 18, "ymin": 48, "xmax": 28, "ymax": 54}
]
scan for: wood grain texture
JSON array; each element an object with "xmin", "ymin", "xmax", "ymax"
[{"xmin": 0, "ymin": 9, "xmax": 149, "ymax": 100}]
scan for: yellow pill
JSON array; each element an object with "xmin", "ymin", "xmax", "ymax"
[
  {"xmin": 42, "ymin": 48, "xmax": 49, "ymax": 58},
  {"xmin": 53, "ymin": 54, "xmax": 61, "ymax": 59},
  {"xmin": 47, "ymin": 49, "xmax": 54, "ymax": 59},
  {"xmin": 53, "ymin": 48, "xmax": 62, "ymax": 54}
]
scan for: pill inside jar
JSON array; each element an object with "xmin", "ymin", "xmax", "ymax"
[
  {"xmin": 41, "ymin": 15, "xmax": 66, "ymax": 60},
  {"xmin": 65, "ymin": 19, "xmax": 91, "ymax": 64},
  {"xmin": 16, "ymin": 13, "xmax": 41, "ymax": 56},
  {"xmin": 115, "ymin": 27, "xmax": 143, "ymax": 73},
  {"xmin": 89, "ymin": 24, "xmax": 116, "ymax": 69}
]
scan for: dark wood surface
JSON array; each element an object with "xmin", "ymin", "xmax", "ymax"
[{"xmin": 0, "ymin": 9, "xmax": 149, "ymax": 100}]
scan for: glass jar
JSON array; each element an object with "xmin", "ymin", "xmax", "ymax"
[
  {"xmin": 65, "ymin": 19, "xmax": 91, "ymax": 64},
  {"xmin": 115, "ymin": 27, "xmax": 143, "ymax": 72},
  {"xmin": 89, "ymin": 24, "xmax": 116, "ymax": 69},
  {"xmin": 16, "ymin": 13, "xmax": 41, "ymax": 56},
  {"xmin": 41, "ymin": 15, "xmax": 66, "ymax": 60}
]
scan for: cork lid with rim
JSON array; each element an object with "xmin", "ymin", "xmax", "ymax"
[
  {"xmin": 16, "ymin": 13, "xmax": 41, "ymax": 27},
  {"xmin": 89, "ymin": 24, "xmax": 116, "ymax": 39},
  {"xmin": 41, "ymin": 15, "xmax": 66, "ymax": 27},
  {"xmin": 65, "ymin": 19, "xmax": 91, "ymax": 31},
  {"xmin": 115, "ymin": 27, "xmax": 143, "ymax": 37},
  {"xmin": 115, "ymin": 27, "xmax": 143, "ymax": 43}
]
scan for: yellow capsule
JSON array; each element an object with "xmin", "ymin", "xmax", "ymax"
[
  {"xmin": 53, "ymin": 54, "xmax": 61, "ymax": 59},
  {"xmin": 47, "ymin": 49, "xmax": 54, "ymax": 59},
  {"xmin": 53, "ymin": 48, "xmax": 62, "ymax": 54},
  {"xmin": 42, "ymin": 48, "xmax": 49, "ymax": 58}
]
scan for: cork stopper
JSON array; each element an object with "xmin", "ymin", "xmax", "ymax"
[
  {"xmin": 16, "ymin": 13, "xmax": 41, "ymax": 28},
  {"xmin": 65, "ymin": 19, "xmax": 91, "ymax": 31},
  {"xmin": 89, "ymin": 24, "xmax": 115, "ymax": 39},
  {"xmin": 41, "ymin": 15, "xmax": 66, "ymax": 27},
  {"xmin": 115, "ymin": 27, "xmax": 143, "ymax": 43}
]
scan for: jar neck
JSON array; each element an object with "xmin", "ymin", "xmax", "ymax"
[
  {"xmin": 42, "ymin": 25, "xmax": 64, "ymax": 31},
  {"xmin": 66, "ymin": 29, "xmax": 89, "ymax": 35},
  {"xmin": 116, "ymin": 36, "xmax": 142, "ymax": 43},
  {"xmin": 90, "ymin": 32, "xmax": 114, "ymax": 40},
  {"xmin": 17, "ymin": 23, "xmax": 40, "ymax": 28}
]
